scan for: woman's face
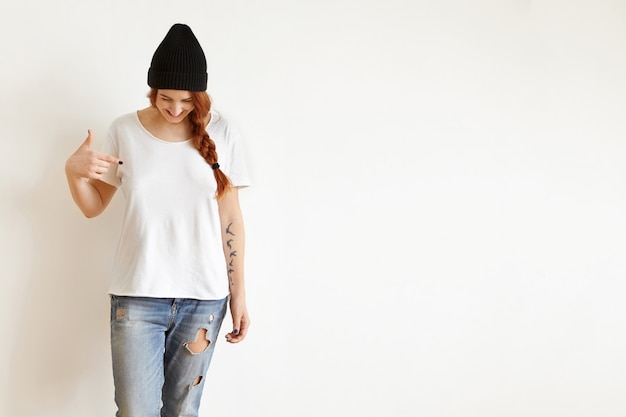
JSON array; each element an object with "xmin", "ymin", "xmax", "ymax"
[{"xmin": 154, "ymin": 89, "xmax": 195, "ymax": 124}]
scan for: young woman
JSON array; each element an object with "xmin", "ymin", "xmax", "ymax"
[{"xmin": 64, "ymin": 23, "xmax": 250, "ymax": 416}]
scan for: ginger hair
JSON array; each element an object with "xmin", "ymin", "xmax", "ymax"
[{"xmin": 149, "ymin": 89, "xmax": 232, "ymax": 199}]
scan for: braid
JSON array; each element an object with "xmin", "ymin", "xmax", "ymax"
[{"xmin": 149, "ymin": 89, "xmax": 232, "ymax": 199}]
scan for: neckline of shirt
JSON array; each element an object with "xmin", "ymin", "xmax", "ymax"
[{"xmin": 133, "ymin": 110, "xmax": 215, "ymax": 144}]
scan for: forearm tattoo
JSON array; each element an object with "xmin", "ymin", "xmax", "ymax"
[{"xmin": 226, "ymin": 222, "xmax": 236, "ymax": 286}]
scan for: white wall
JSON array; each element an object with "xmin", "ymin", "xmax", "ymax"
[{"xmin": 2, "ymin": 1, "xmax": 626, "ymax": 416}]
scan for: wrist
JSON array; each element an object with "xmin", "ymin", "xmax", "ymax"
[
  {"xmin": 229, "ymin": 288, "xmax": 246, "ymax": 299},
  {"xmin": 65, "ymin": 163, "xmax": 81, "ymax": 180}
]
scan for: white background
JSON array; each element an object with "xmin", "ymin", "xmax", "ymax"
[{"xmin": 2, "ymin": 1, "xmax": 626, "ymax": 416}]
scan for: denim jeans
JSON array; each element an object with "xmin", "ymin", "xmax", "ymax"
[{"xmin": 110, "ymin": 295, "xmax": 228, "ymax": 417}]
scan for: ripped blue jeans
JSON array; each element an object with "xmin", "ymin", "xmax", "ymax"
[{"xmin": 110, "ymin": 295, "xmax": 228, "ymax": 417}]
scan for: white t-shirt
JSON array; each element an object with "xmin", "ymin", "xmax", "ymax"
[{"xmin": 100, "ymin": 110, "xmax": 250, "ymax": 300}]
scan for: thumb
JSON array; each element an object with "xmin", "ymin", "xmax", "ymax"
[
  {"xmin": 231, "ymin": 317, "xmax": 241, "ymax": 335},
  {"xmin": 83, "ymin": 129, "xmax": 94, "ymax": 148}
]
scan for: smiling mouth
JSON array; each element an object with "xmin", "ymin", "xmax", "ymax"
[{"xmin": 167, "ymin": 110, "xmax": 184, "ymax": 118}]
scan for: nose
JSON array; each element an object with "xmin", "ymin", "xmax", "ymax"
[{"xmin": 172, "ymin": 103, "xmax": 184, "ymax": 116}]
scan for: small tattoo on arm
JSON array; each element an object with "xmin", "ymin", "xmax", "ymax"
[
  {"xmin": 227, "ymin": 227, "xmax": 237, "ymax": 284},
  {"xmin": 227, "ymin": 264, "xmax": 235, "ymax": 286}
]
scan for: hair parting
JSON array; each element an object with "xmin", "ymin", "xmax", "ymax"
[{"xmin": 149, "ymin": 89, "xmax": 232, "ymax": 199}]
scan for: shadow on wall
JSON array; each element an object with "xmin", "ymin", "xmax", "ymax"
[{"xmin": 4, "ymin": 79, "xmax": 122, "ymax": 416}]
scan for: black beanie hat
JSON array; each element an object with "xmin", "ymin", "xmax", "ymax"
[{"xmin": 147, "ymin": 24, "xmax": 208, "ymax": 92}]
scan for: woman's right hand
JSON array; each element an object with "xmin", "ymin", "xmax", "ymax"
[{"xmin": 65, "ymin": 130, "xmax": 120, "ymax": 180}]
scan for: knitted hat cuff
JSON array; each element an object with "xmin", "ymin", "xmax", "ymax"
[{"xmin": 148, "ymin": 69, "xmax": 208, "ymax": 92}]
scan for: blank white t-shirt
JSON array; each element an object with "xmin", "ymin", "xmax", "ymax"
[{"xmin": 100, "ymin": 110, "xmax": 250, "ymax": 300}]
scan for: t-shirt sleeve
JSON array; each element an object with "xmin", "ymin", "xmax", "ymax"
[
  {"xmin": 100, "ymin": 123, "xmax": 122, "ymax": 187},
  {"xmin": 222, "ymin": 122, "xmax": 251, "ymax": 188}
]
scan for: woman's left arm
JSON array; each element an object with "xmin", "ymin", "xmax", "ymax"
[{"xmin": 218, "ymin": 187, "xmax": 250, "ymax": 343}]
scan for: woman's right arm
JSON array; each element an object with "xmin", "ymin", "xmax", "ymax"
[{"xmin": 65, "ymin": 130, "xmax": 120, "ymax": 218}]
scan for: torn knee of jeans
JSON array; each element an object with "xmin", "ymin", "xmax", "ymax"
[
  {"xmin": 184, "ymin": 328, "xmax": 210, "ymax": 354},
  {"xmin": 190, "ymin": 375, "xmax": 203, "ymax": 389}
]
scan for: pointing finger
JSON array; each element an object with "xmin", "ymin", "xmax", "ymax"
[{"xmin": 100, "ymin": 154, "xmax": 121, "ymax": 164}]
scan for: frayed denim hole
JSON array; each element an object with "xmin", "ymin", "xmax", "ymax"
[{"xmin": 184, "ymin": 328, "xmax": 210, "ymax": 355}]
